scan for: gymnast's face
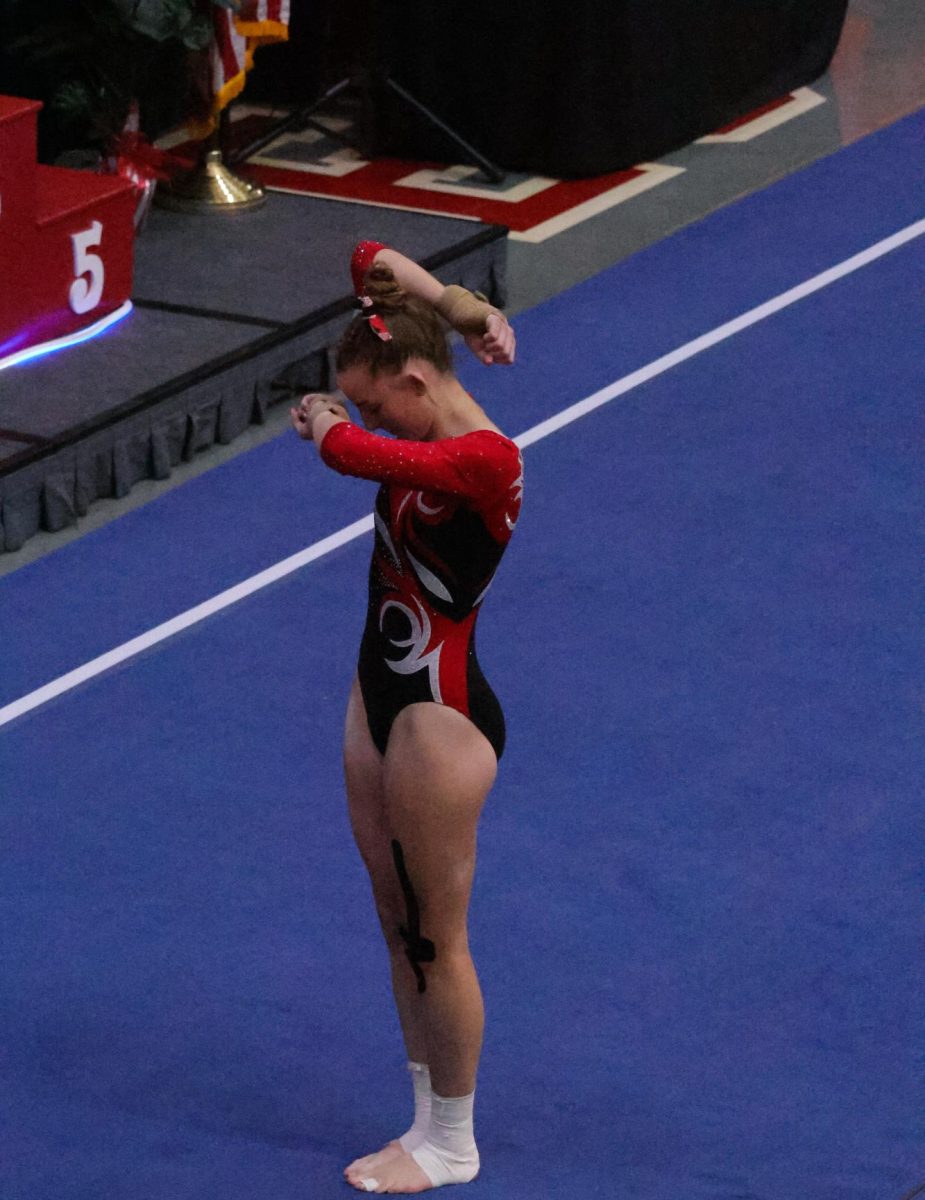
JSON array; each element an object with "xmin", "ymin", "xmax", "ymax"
[{"xmin": 337, "ymin": 363, "xmax": 435, "ymax": 439}]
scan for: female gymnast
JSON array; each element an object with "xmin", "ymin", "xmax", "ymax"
[{"xmin": 290, "ymin": 241, "xmax": 522, "ymax": 1194}]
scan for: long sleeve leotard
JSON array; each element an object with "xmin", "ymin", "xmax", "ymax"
[{"xmin": 320, "ymin": 420, "xmax": 524, "ymax": 758}]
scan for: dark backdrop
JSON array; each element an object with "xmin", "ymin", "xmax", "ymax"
[
  {"xmin": 228, "ymin": 0, "xmax": 852, "ymax": 178},
  {"xmin": 379, "ymin": 0, "xmax": 850, "ymax": 176}
]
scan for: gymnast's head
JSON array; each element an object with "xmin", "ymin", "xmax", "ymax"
[{"xmin": 335, "ymin": 264, "xmax": 455, "ymax": 438}]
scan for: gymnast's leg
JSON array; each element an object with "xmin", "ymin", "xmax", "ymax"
[
  {"xmin": 342, "ymin": 680, "xmax": 433, "ymax": 1181},
  {"xmin": 347, "ymin": 700, "xmax": 497, "ymax": 1194}
]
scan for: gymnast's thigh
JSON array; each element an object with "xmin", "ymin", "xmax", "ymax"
[
  {"xmin": 383, "ymin": 702, "xmax": 498, "ymax": 939},
  {"xmin": 343, "ymin": 677, "xmax": 398, "ymax": 900}
]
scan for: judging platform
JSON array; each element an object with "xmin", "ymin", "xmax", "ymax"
[{"xmin": 0, "ymin": 194, "xmax": 506, "ymax": 551}]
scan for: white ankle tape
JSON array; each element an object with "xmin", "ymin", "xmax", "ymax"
[
  {"xmin": 411, "ymin": 1141, "xmax": 480, "ymax": 1187},
  {"xmin": 397, "ymin": 1061, "xmax": 432, "ymax": 1152},
  {"xmin": 411, "ymin": 1090, "xmax": 479, "ymax": 1186}
]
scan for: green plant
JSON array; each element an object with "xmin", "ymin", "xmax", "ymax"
[{"xmin": 2, "ymin": 0, "xmax": 240, "ymax": 159}]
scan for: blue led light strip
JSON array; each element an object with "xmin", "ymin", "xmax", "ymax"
[{"xmin": 0, "ymin": 301, "xmax": 134, "ymax": 372}]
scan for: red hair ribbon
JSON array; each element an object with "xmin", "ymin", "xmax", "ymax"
[{"xmin": 357, "ymin": 294, "xmax": 393, "ymax": 342}]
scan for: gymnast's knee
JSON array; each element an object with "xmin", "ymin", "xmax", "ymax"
[
  {"xmin": 389, "ymin": 837, "xmax": 442, "ymax": 992},
  {"xmin": 373, "ymin": 897, "xmax": 409, "ymax": 953}
]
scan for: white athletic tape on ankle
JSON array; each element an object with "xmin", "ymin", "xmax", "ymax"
[
  {"xmin": 410, "ymin": 1090, "xmax": 479, "ymax": 1186},
  {"xmin": 411, "ymin": 1141, "xmax": 480, "ymax": 1187},
  {"xmin": 398, "ymin": 1060, "xmax": 432, "ymax": 1152}
]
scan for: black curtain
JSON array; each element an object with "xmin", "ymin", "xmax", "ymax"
[
  {"xmin": 375, "ymin": 0, "xmax": 849, "ymax": 176},
  {"xmin": 245, "ymin": 0, "xmax": 359, "ymax": 104}
]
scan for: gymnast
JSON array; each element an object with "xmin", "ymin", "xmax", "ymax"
[{"xmin": 290, "ymin": 241, "xmax": 522, "ymax": 1194}]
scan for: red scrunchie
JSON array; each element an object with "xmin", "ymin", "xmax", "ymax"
[{"xmin": 350, "ymin": 240, "xmax": 390, "ymax": 296}]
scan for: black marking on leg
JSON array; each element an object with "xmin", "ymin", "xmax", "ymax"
[{"xmin": 391, "ymin": 839, "xmax": 436, "ymax": 994}]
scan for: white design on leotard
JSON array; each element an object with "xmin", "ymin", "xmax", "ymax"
[
  {"xmin": 374, "ymin": 511, "xmax": 402, "ymax": 570},
  {"xmin": 472, "ymin": 577, "xmax": 493, "ymax": 607},
  {"xmin": 416, "ymin": 491, "xmax": 445, "ymax": 516},
  {"xmin": 505, "ymin": 455, "xmax": 525, "ymax": 531},
  {"xmin": 379, "ymin": 596, "xmax": 443, "ymax": 702},
  {"xmin": 406, "ymin": 548, "xmax": 453, "ymax": 604},
  {"xmin": 396, "ymin": 491, "xmax": 414, "ymax": 522}
]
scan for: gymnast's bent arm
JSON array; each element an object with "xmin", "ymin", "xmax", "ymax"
[
  {"xmin": 290, "ymin": 396, "xmax": 516, "ymax": 500},
  {"xmin": 353, "ymin": 242, "xmax": 516, "ymax": 367}
]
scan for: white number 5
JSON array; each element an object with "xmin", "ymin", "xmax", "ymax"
[{"xmin": 69, "ymin": 221, "xmax": 105, "ymax": 315}]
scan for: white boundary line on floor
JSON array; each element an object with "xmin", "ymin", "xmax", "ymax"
[
  {"xmin": 697, "ymin": 87, "xmax": 827, "ymax": 144},
  {"xmin": 2, "ymin": 216, "xmax": 923, "ymax": 730},
  {"xmin": 264, "ymin": 184, "xmax": 482, "ymax": 223},
  {"xmin": 509, "ymin": 163, "xmax": 686, "ymax": 244}
]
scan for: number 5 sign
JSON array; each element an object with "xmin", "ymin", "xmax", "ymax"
[
  {"xmin": 0, "ymin": 95, "xmax": 135, "ymax": 361},
  {"xmin": 69, "ymin": 220, "xmax": 105, "ymax": 316}
]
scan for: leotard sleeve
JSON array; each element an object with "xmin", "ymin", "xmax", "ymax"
[
  {"xmin": 319, "ymin": 421, "xmax": 519, "ymax": 502},
  {"xmin": 351, "ymin": 240, "xmax": 390, "ymax": 295}
]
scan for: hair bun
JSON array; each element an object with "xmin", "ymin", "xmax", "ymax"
[{"xmin": 363, "ymin": 264, "xmax": 406, "ymax": 313}]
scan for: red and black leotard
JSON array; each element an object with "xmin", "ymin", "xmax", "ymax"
[{"xmin": 319, "ymin": 421, "xmax": 524, "ymax": 758}]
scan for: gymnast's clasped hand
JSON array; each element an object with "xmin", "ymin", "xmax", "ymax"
[
  {"xmin": 290, "ymin": 394, "xmax": 348, "ymax": 441},
  {"xmin": 465, "ymin": 311, "xmax": 516, "ymax": 365}
]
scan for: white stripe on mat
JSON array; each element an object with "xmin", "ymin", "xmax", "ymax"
[{"xmin": 2, "ymin": 216, "xmax": 923, "ymax": 729}]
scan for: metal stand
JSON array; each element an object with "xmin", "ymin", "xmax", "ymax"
[
  {"xmin": 230, "ymin": 70, "xmax": 506, "ymax": 185},
  {"xmin": 156, "ymin": 117, "xmax": 266, "ymax": 213}
]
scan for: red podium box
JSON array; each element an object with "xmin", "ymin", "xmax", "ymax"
[{"xmin": 0, "ymin": 95, "xmax": 135, "ymax": 362}]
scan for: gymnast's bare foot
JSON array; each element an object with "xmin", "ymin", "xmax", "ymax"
[
  {"xmin": 347, "ymin": 1148, "xmax": 433, "ymax": 1193},
  {"xmin": 344, "ymin": 1139, "xmax": 406, "ymax": 1182}
]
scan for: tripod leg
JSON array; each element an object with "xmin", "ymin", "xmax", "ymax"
[
  {"xmin": 385, "ymin": 78, "xmax": 506, "ymax": 184},
  {"xmin": 229, "ymin": 77, "xmax": 355, "ymax": 165}
]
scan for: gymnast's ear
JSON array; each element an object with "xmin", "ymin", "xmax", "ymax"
[{"xmin": 399, "ymin": 363, "xmax": 430, "ymax": 397}]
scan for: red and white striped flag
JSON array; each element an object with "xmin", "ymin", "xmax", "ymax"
[{"xmin": 210, "ymin": 1, "xmax": 291, "ymax": 114}]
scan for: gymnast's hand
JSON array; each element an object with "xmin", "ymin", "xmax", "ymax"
[
  {"xmin": 290, "ymin": 393, "xmax": 349, "ymax": 440},
  {"xmin": 465, "ymin": 312, "xmax": 516, "ymax": 366}
]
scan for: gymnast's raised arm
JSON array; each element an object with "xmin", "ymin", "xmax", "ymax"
[{"xmin": 352, "ymin": 241, "xmax": 516, "ymax": 367}]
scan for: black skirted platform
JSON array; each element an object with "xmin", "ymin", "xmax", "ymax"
[{"xmin": 0, "ymin": 193, "xmax": 506, "ymax": 551}]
